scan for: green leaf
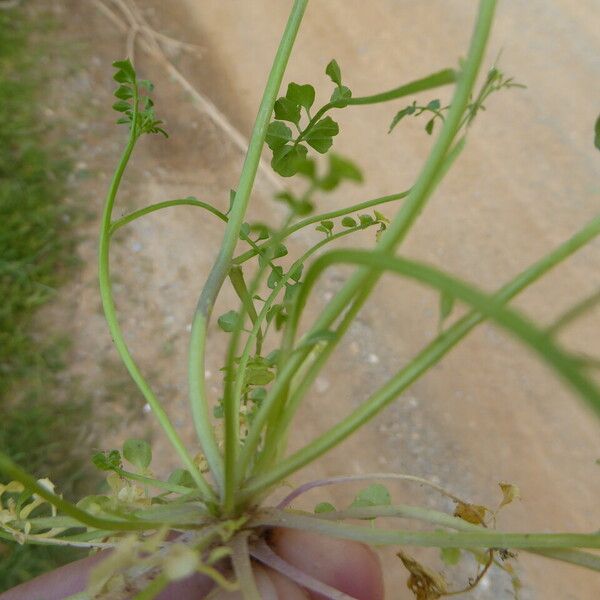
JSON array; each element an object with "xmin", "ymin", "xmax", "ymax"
[
  {"xmin": 265, "ymin": 349, "xmax": 280, "ymax": 366},
  {"xmin": 240, "ymin": 222, "xmax": 251, "ymax": 239},
  {"xmin": 266, "ymin": 121, "xmax": 292, "ymax": 150},
  {"xmin": 272, "ymin": 243, "xmax": 288, "ymax": 259},
  {"xmin": 350, "ymin": 484, "xmax": 391, "ymax": 509},
  {"xmin": 305, "ymin": 116, "xmax": 339, "ymax": 153},
  {"xmin": 271, "ymin": 144, "xmax": 308, "ymax": 177},
  {"xmin": 331, "ymin": 85, "xmax": 352, "ymax": 106},
  {"xmin": 595, "ymin": 115, "xmax": 600, "ymax": 151},
  {"xmin": 248, "ymin": 387, "xmax": 267, "ymax": 403},
  {"xmin": 288, "ymin": 262, "xmax": 303, "ymax": 282},
  {"xmin": 373, "ymin": 210, "xmax": 389, "ymax": 224},
  {"xmin": 112, "ymin": 100, "xmax": 131, "ymax": 113},
  {"xmin": 114, "ymin": 85, "xmax": 133, "ymax": 100},
  {"xmin": 92, "ymin": 450, "xmax": 121, "ymax": 472},
  {"xmin": 315, "ymin": 502, "xmax": 336, "ymax": 514},
  {"xmin": 139, "ymin": 79, "xmax": 154, "ymax": 92},
  {"xmin": 358, "ymin": 214, "xmax": 375, "ymax": 227},
  {"xmin": 213, "ymin": 404, "xmax": 224, "ymax": 419},
  {"xmin": 425, "ymin": 118, "xmax": 435, "ymax": 135},
  {"xmin": 440, "ymin": 547, "xmax": 461, "ymax": 566},
  {"xmin": 286, "ymin": 82, "xmax": 315, "ymax": 111},
  {"xmin": 296, "ymin": 157, "xmax": 317, "ymax": 181},
  {"xmin": 284, "ymin": 282, "xmax": 301, "ymax": 307},
  {"xmin": 320, "ymin": 153, "xmax": 363, "ymax": 190},
  {"xmin": 388, "ymin": 102, "xmax": 417, "ymax": 133},
  {"xmin": 167, "ymin": 469, "xmax": 195, "ymax": 489},
  {"xmin": 320, "ymin": 220, "xmax": 334, "ymax": 231},
  {"xmin": 325, "ymin": 59, "xmax": 342, "ymax": 86},
  {"xmin": 274, "ymin": 97, "xmax": 301, "ymax": 124},
  {"xmin": 123, "ymin": 439, "xmax": 152, "ymax": 470},
  {"xmin": 218, "ymin": 310, "xmax": 240, "ymax": 332},
  {"xmin": 341, "ymin": 216, "xmax": 357, "ymax": 228},
  {"xmin": 244, "ymin": 366, "xmax": 275, "ymax": 386},
  {"xmin": 112, "ymin": 59, "xmax": 136, "ymax": 81},
  {"xmin": 427, "ymin": 99, "xmax": 441, "ymax": 111},
  {"xmin": 267, "ymin": 266, "xmax": 284, "ymax": 289}
]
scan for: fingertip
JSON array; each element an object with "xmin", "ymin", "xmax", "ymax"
[{"xmin": 270, "ymin": 528, "xmax": 384, "ymax": 600}]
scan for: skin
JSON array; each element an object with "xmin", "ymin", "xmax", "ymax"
[{"xmin": 0, "ymin": 529, "xmax": 384, "ymax": 600}]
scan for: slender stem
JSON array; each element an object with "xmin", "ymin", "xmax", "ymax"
[
  {"xmin": 109, "ymin": 198, "xmax": 228, "ymax": 235},
  {"xmin": 241, "ymin": 214, "xmax": 600, "ymax": 497},
  {"xmin": 276, "ymin": 473, "xmax": 466, "ymax": 509},
  {"xmin": 296, "ymin": 68, "xmax": 456, "ymax": 145},
  {"xmin": 98, "ymin": 86, "xmax": 215, "ymax": 503},
  {"xmin": 251, "ymin": 509, "xmax": 600, "ymax": 550},
  {"xmin": 115, "ymin": 468, "xmax": 196, "ymax": 495},
  {"xmin": 187, "ymin": 0, "xmax": 309, "ymax": 500},
  {"xmin": 233, "ymin": 190, "xmax": 409, "ymax": 265},
  {"xmin": 546, "ymin": 287, "xmax": 600, "ymax": 335}
]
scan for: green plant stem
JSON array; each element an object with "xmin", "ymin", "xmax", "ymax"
[
  {"xmin": 238, "ymin": 0, "xmax": 496, "ymax": 488},
  {"xmin": 98, "ymin": 89, "xmax": 215, "ymax": 504},
  {"xmin": 232, "ymin": 190, "xmax": 409, "ymax": 265},
  {"xmin": 109, "ymin": 198, "xmax": 228, "ymax": 234},
  {"xmin": 296, "ymin": 68, "xmax": 456, "ymax": 145},
  {"xmin": 230, "ymin": 532, "xmax": 261, "ymax": 600},
  {"xmin": 241, "ymin": 213, "xmax": 600, "ymax": 498},
  {"xmin": 251, "ymin": 509, "xmax": 600, "ymax": 550},
  {"xmin": 315, "ymin": 506, "xmax": 600, "ymax": 571},
  {"xmin": 187, "ymin": 0, "xmax": 309, "ymax": 503},
  {"xmin": 114, "ymin": 469, "xmax": 196, "ymax": 495}
]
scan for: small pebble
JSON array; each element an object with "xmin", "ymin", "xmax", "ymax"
[{"xmin": 367, "ymin": 353, "xmax": 379, "ymax": 364}]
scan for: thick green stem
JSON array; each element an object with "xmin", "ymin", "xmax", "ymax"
[
  {"xmin": 186, "ymin": 0, "xmax": 309, "ymax": 501},
  {"xmin": 251, "ymin": 509, "xmax": 600, "ymax": 550}
]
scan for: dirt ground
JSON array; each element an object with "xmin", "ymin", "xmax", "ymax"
[{"xmin": 42, "ymin": 1, "xmax": 599, "ymax": 598}]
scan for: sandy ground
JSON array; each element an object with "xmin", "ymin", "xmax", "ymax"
[{"xmin": 43, "ymin": 1, "xmax": 599, "ymax": 598}]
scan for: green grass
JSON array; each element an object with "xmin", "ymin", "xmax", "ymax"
[{"xmin": 0, "ymin": 8, "xmax": 94, "ymax": 591}]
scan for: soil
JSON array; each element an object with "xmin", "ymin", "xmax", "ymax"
[{"xmin": 39, "ymin": 1, "xmax": 599, "ymax": 598}]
